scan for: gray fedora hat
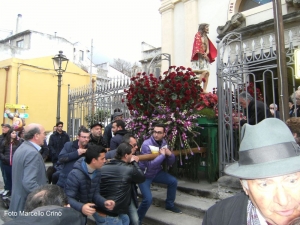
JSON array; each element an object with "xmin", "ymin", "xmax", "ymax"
[{"xmin": 225, "ymin": 118, "xmax": 300, "ymax": 179}]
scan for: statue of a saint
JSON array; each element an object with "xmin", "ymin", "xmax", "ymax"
[{"xmin": 191, "ymin": 23, "xmax": 217, "ymax": 93}]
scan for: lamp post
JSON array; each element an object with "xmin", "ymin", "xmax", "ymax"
[{"xmin": 52, "ymin": 51, "xmax": 69, "ymax": 123}]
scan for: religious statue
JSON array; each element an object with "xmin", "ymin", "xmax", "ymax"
[
  {"xmin": 191, "ymin": 23, "xmax": 217, "ymax": 93},
  {"xmin": 5, "ymin": 110, "xmax": 25, "ymax": 132}
]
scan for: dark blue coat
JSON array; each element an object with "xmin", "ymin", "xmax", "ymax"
[
  {"xmin": 65, "ymin": 157, "xmax": 106, "ymax": 213},
  {"xmin": 48, "ymin": 131, "xmax": 70, "ymax": 164},
  {"xmin": 109, "ymin": 130, "xmax": 128, "ymax": 150},
  {"xmin": 56, "ymin": 140, "xmax": 84, "ymax": 188}
]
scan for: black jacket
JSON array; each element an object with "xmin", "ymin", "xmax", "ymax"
[
  {"xmin": 0, "ymin": 141, "xmax": 21, "ymax": 165},
  {"xmin": 89, "ymin": 134, "xmax": 107, "ymax": 147},
  {"xmin": 103, "ymin": 123, "xmax": 112, "ymax": 148},
  {"xmin": 240, "ymin": 100, "xmax": 269, "ymax": 126},
  {"xmin": 110, "ymin": 130, "xmax": 128, "ymax": 150},
  {"xmin": 100, "ymin": 159, "xmax": 145, "ymax": 214},
  {"xmin": 48, "ymin": 131, "xmax": 70, "ymax": 163},
  {"xmin": 202, "ymin": 192, "xmax": 248, "ymax": 225}
]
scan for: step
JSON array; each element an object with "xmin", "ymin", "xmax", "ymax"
[
  {"xmin": 143, "ymin": 204, "xmax": 203, "ymax": 225},
  {"xmin": 142, "ymin": 186, "xmax": 217, "ymax": 219}
]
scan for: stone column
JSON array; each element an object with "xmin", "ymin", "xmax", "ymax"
[
  {"xmin": 159, "ymin": 0, "xmax": 174, "ymax": 73},
  {"xmin": 183, "ymin": 0, "xmax": 199, "ymax": 68}
]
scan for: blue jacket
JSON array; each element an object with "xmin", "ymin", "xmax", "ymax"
[
  {"xmin": 139, "ymin": 136, "xmax": 175, "ymax": 179},
  {"xmin": 109, "ymin": 130, "xmax": 128, "ymax": 150},
  {"xmin": 105, "ymin": 149, "xmax": 117, "ymax": 159},
  {"xmin": 65, "ymin": 157, "xmax": 106, "ymax": 213},
  {"xmin": 57, "ymin": 140, "xmax": 84, "ymax": 188}
]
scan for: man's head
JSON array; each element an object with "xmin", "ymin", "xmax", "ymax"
[
  {"xmin": 286, "ymin": 117, "xmax": 300, "ymax": 138},
  {"xmin": 90, "ymin": 122, "xmax": 103, "ymax": 138},
  {"xmin": 53, "ymin": 126, "xmax": 57, "ymax": 132},
  {"xmin": 115, "ymin": 142, "xmax": 132, "ymax": 163},
  {"xmin": 85, "ymin": 144, "xmax": 106, "ymax": 169},
  {"xmin": 1, "ymin": 124, "xmax": 11, "ymax": 134},
  {"xmin": 269, "ymin": 103, "xmax": 278, "ymax": 111},
  {"xmin": 24, "ymin": 184, "xmax": 68, "ymax": 212},
  {"xmin": 292, "ymin": 88, "xmax": 300, "ymax": 106},
  {"xmin": 123, "ymin": 133, "xmax": 138, "ymax": 154},
  {"xmin": 24, "ymin": 123, "xmax": 46, "ymax": 146},
  {"xmin": 238, "ymin": 91, "xmax": 253, "ymax": 109},
  {"xmin": 198, "ymin": 23, "xmax": 209, "ymax": 34},
  {"xmin": 113, "ymin": 112, "xmax": 123, "ymax": 121},
  {"xmin": 56, "ymin": 121, "xmax": 63, "ymax": 133},
  {"xmin": 112, "ymin": 120, "xmax": 125, "ymax": 135},
  {"xmin": 225, "ymin": 118, "xmax": 300, "ymax": 225},
  {"xmin": 77, "ymin": 127, "xmax": 90, "ymax": 147},
  {"xmin": 152, "ymin": 124, "xmax": 166, "ymax": 142}
]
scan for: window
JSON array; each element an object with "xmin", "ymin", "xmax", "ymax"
[
  {"xmin": 239, "ymin": 0, "xmax": 272, "ymax": 11},
  {"xmin": 16, "ymin": 39, "xmax": 24, "ymax": 48},
  {"xmin": 79, "ymin": 50, "xmax": 84, "ymax": 61}
]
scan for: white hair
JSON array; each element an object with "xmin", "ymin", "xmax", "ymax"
[
  {"xmin": 240, "ymin": 179, "xmax": 249, "ymax": 189},
  {"xmin": 269, "ymin": 103, "xmax": 278, "ymax": 110}
]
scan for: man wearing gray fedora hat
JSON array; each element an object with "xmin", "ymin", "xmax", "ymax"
[{"xmin": 203, "ymin": 118, "xmax": 300, "ymax": 225}]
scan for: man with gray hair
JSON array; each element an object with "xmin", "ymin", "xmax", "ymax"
[
  {"xmin": 203, "ymin": 118, "xmax": 300, "ymax": 225},
  {"xmin": 234, "ymin": 91, "xmax": 269, "ymax": 126},
  {"xmin": 9, "ymin": 123, "xmax": 48, "ymax": 217},
  {"xmin": 268, "ymin": 103, "xmax": 280, "ymax": 119}
]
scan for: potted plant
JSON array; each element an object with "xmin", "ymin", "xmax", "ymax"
[{"xmin": 196, "ymin": 92, "xmax": 218, "ymax": 123}]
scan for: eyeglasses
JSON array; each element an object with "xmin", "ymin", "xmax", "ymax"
[
  {"xmin": 153, "ymin": 131, "xmax": 164, "ymax": 135},
  {"xmin": 80, "ymin": 136, "xmax": 90, "ymax": 139},
  {"xmin": 270, "ymin": 107, "xmax": 274, "ymax": 109},
  {"xmin": 131, "ymin": 143, "xmax": 137, "ymax": 148}
]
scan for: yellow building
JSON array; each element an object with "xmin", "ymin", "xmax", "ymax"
[{"xmin": 0, "ymin": 56, "xmax": 93, "ymax": 131}]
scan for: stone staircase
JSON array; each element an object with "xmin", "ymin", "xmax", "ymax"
[{"xmin": 140, "ymin": 176, "xmax": 242, "ymax": 225}]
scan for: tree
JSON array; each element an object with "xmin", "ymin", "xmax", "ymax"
[{"xmin": 111, "ymin": 58, "xmax": 141, "ymax": 77}]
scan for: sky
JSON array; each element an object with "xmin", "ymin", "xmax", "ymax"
[{"xmin": 0, "ymin": 0, "xmax": 161, "ymax": 64}]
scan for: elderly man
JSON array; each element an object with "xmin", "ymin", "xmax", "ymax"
[
  {"xmin": 234, "ymin": 91, "xmax": 269, "ymax": 126},
  {"xmin": 268, "ymin": 103, "xmax": 280, "ymax": 119},
  {"xmin": 9, "ymin": 123, "xmax": 48, "ymax": 217},
  {"xmin": 203, "ymin": 118, "xmax": 300, "ymax": 225}
]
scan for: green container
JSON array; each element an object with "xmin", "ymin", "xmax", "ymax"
[{"xmin": 197, "ymin": 117, "xmax": 218, "ymax": 183}]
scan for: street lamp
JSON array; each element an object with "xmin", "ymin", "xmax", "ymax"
[{"xmin": 52, "ymin": 51, "xmax": 69, "ymax": 123}]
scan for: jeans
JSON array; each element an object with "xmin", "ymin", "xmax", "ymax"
[
  {"xmin": 93, "ymin": 213, "xmax": 129, "ymax": 225},
  {"xmin": 137, "ymin": 170, "xmax": 177, "ymax": 223},
  {"xmin": 1, "ymin": 164, "xmax": 12, "ymax": 191},
  {"xmin": 128, "ymin": 198, "xmax": 139, "ymax": 225},
  {"xmin": 0, "ymin": 161, "xmax": 8, "ymax": 190}
]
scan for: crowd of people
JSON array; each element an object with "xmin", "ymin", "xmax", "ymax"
[
  {"xmin": 0, "ymin": 109, "xmax": 181, "ymax": 225},
  {"xmin": 2, "ymin": 91, "xmax": 300, "ymax": 225}
]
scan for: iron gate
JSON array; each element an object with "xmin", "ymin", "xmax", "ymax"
[
  {"xmin": 67, "ymin": 78, "xmax": 130, "ymax": 140},
  {"xmin": 217, "ymin": 31, "xmax": 298, "ymax": 176}
]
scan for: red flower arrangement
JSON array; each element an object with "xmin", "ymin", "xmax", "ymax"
[
  {"xmin": 125, "ymin": 73, "xmax": 159, "ymax": 116},
  {"xmin": 161, "ymin": 66, "xmax": 201, "ymax": 110},
  {"xmin": 241, "ymin": 82, "xmax": 264, "ymax": 101}
]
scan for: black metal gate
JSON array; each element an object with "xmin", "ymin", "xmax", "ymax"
[{"xmin": 217, "ymin": 31, "xmax": 298, "ymax": 176}]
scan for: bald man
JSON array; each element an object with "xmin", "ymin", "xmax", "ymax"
[{"xmin": 9, "ymin": 123, "xmax": 48, "ymax": 217}]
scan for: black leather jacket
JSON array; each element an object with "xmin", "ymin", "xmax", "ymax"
[{"xmin": 100, "ymin": 159, "xmax": 145, "ymax": 214}]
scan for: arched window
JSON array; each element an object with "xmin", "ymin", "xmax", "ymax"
[{"xmin": 239, "ymin": 0, "xmax": 272, "ymax": 11}]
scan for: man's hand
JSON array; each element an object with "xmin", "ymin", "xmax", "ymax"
[
  {"xmin": 165, "ymin": 149, "xmax": 172, "ymax": 156},
  {"xmin": 131, "ymin": 155, "xmax": 139, "ymax": 163},
  {"xmin": 159, "ymin": 148, "xmax": 166, "ymax": 155},
  {"xmin": 104, "ymin": 200, "xmax": 115, "ymax": 211},
  {"xmin": 81, "ymin": 203, "xmax": 96, "ymax": 216},
  {"xmin": 78, "ymin": 148, "xmax": 87, "ymax": 155}
]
